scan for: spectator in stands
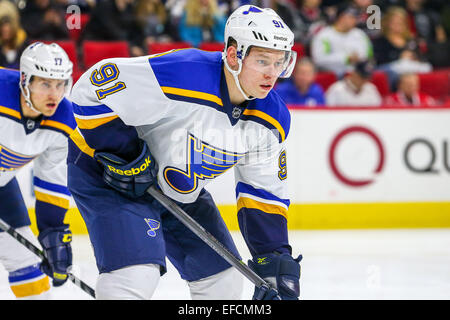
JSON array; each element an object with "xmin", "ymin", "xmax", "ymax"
[
  {"xmin": 373, "ymin": 6, "xmax": 432, "ymax": 90},
  {"xmin": 373, "ymin": 7, "xmax": 421, "ymax": 66},
  {"xmin": 135, "ymin": 0, "xmax": 171, "ymax": 46},
  {"xmin": 311, "ymin": 4, "xmax": 373, "ymax": 78},
  {"xmin": 351, "ymin": 0, "xmax": 381, "ymax": 39},
  {"xmin": 0, "ymin": 1, "xmax": 28, "ymax": 69},
  {"xmin": 404, "ymin": 0, "xmax": 448, "ymax": 68},
  {"xmin": 384, "ymin": 72, "xmax": 436, "ymax": 106},
  {"xmin": 275, "ymin": 57, "xmax": 325, "ymax": 107},
  {"xmin": 64, "ymin": 0, "xmax": 96, "ymax": 13},
  {"xmin": 250, "ymin": 0, "xmax": 305, "ymax": 44},
  {"xmin": 178, "ymin": 0, "xmax": 227, "ymax": 48},
  {"xmin": 81, "ymin": 0, "xmax": 146, "ymax": 56},
  {"xmin": 20, "ymin": 0, "xmax": 69, "ymax": 40},
  {"xmin": 374, "ymin": 0, "xmax": 402, "ymax": 9},
  {"xmin": 325, "ymin": 60, "xmax": 382, "ymax": 106},
  {"xmin": 165, "ymin": 0, "xmax": 187, "ymax": 41},
  {"xmin": 405, "ymin": 0, "xmax": 447, "ymax": 45},
  {"xmin": 296, "ymin": 0, "xmax": 328, "ymax": 46}
]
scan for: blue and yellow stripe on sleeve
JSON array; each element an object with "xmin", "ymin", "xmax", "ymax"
[
  {"xmin": 33, "ymin": 177, "xmax": 71, "ymax": 231},
  {"xmin": 73, "ymin": 102, "xmax": 118, "ymax": 130},
  {"xmin": 236, "ymin": 182, "xmax": 291, "ymax": 256},
  {"xmin": 236, "ymin": 182, "xmax": 290, "ymax": 220},
  {"xmin": 33, "ymin": 177, "xmax": 71, "ymax": 209}
]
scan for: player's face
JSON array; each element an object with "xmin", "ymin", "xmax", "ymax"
[
  {"xmin": 239, "ymin": 47, "xmax": 287, "ymax": 99},
  {"xmin": 28, "ymin": 76, "xmax": 67, "ymax": 116}
]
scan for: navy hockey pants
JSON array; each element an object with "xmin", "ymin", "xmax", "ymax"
[{"xmin": 68, "ymin": 163, "xmax": 241, "ymax": 281}]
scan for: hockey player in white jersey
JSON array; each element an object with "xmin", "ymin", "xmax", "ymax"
[
  {"xmin": 68, "ymin": 5, "xmax": 302, "ymax": 300},
  {"xmin": 0, "ymin": 42, "xmax": 76, "ymax": 299}
]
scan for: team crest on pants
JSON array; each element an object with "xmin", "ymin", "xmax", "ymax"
[
  {"xmin": 145, "ymin": 218, "xmax": 160, "ymax": 237},
  {"xmin": 163, "ymin": 134, "xmax": 245, "ymax": 194}
]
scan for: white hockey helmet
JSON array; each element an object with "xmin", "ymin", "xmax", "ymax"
[
  {"xmin": 19, "ymin": 42, "xmax": 73, "ymax": 114},
  {"xmin": 223, "ymin": 5, "xmax": 297, "ymax": 100}
]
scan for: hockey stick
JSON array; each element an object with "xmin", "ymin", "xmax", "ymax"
[
  {"xmin": 147, "ymin": 185, "xmax": 277, "ymax": 299},
  {"xmin": 0, "ymin": 217, "xmax": 96, "ymax": 299}
]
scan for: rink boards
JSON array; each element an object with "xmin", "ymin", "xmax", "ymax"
[{"xmin": 18, "ymin": 106, "xmax": 450, "ymax": 233}]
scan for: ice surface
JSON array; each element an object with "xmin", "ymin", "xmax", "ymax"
[{"xmin": 1, "ymin": 229, "xmax": 449, "ymax": 300}]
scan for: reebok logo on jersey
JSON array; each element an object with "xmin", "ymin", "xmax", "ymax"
[{"xmin": 107, "ymin": 156, "xmax": 152, "ymax": 175}]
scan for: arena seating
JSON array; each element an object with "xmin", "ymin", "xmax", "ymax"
[
  {"xmin": 198, "ymin": 42, "xmax": 225, "ymax": 52},
  {"xmin": 291, "ymin": 43, "xmax": 305, "ymax": 59},
  {"xmin": 418, "ymin": 70, "xmax": 450, "ymax": 101},
  {"xmin": 314, "ymin": 72, "xmax": 337, "ymax": 92},
  {"xmin": 148, "ymin": 41, "xmax": 192, "ymax": 55},
  {"xmin": 82, "ymin": 41, "xmax": 130, "ymax": 69},
  {"xmin": 66, "ymin": 13, "xmax": 90, "ymax": 43},
  {"xmin": 64, "ymin": 38, "xmax": 448, "ymax": 104},
  {"xmin": 370, "ymin": 71, "xmax": 391, "ymax": 97},
  {"xmin": 58, "ymin": 12, "xmax": 449, "ymax": 103}
]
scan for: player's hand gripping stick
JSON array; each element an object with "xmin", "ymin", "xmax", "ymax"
[
  {"xmin": 0, "ymin": 217, "xmax": 95, "ymax": 298},
  {"xmin": 94, "ymin": 140, "xmax": 157, "ymax": 199},
  {"xmin": 146, "ymin": 185, "xmax": 281, "ymax": 300}
]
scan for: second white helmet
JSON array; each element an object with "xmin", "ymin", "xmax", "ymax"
[{"xmin": 19, "ymin": 42, "xmax": 73, "ymax": 113}]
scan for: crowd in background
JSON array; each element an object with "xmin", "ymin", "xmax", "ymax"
[{"xmin": 0, "ymin": 0, "xmax": 449, "ymax": 107}]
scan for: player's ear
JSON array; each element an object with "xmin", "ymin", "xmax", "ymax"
[{"xmin": 225, "ymin": 45, "xmax": 239, "ymax": 71}]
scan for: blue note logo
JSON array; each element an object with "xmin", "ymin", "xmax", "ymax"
[
  {"xmin": 144, "ymin": 218, "xmax": 160, "ymax": 237},
  {"xmin": 164, "ymin": 134, "xmax": 245, "ymax": 194},
  {"xmin": 243, "ymin": 6, "xmax": 263, "ymax": 15}
]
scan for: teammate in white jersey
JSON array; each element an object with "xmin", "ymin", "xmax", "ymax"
[
  {"xmin": 68, "ymin": 5, "xmax": 302, "ymax": 300},
  {"xmin": 0, "ymin": 42, "xmax": 76, "ymax": 299}
]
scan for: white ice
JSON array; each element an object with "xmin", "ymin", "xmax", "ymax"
[{"xmin": 1, "ymin": 229, "xmax": 449, "ymax": 300}]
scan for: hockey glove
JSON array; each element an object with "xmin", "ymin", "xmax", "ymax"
[
  {"xmin": 94, "ymin": 140, "xmax": 157, "ymax": 198},
  {"xmin": 38, "ymin": 225, "xmax": 73, "ymax": 287},
  {"xmin": 249, "ymin": 252, "xmax": 302, "ymax": 300}
]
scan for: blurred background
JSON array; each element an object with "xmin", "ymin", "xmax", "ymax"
[
  {"xmin": 0, "ymin": 0, "xmax": 449, "ymax": 100},
  {"xmin": 1, "ymin": 0, "xmax": 449, "ymax": 299}
]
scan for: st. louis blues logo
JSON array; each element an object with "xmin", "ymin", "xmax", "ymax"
[
  {"xmin": 164, "ymin": 134, "xmax": 245, "ymax": 194},
  {"xmin": 144, "ymin": 218, "xmax": 160, "ymax": 237}
]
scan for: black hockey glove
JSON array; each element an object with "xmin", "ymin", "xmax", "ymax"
[
  {"xmin": 94, "ymin": 140, "xmax": 157, "ymax": 198},
  {"xmin": 38, "ymin": 225, "xmax": 73, "ymax": 287},
  {"xmin": 249, "ymin": 252, "xmax": 302, "ymax": 300}
]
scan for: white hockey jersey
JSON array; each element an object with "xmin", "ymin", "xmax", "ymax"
[
  {"xmin": 69, "ymin": 49, "xmax": 292, "ymax": 254},
  {"xmin": 0, "ymin": 67, "xmax": 76, "ymax": 230}
]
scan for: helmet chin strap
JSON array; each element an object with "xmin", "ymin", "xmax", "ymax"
[
  {"xmin": 223, "ymin": 56, "xmax": 256, "ymax": 101},
  {"xmin": 20, "ymin": 85, "xmax": 42, "ymax": 116}
]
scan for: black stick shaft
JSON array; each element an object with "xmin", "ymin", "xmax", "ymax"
[
  {"xmin": 0, "ymin": 218, "xmax": 96, "ymax": 298},
  {"xmin": 147, "ymin": 185, "xmax": 271, "ymax": 289}
]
